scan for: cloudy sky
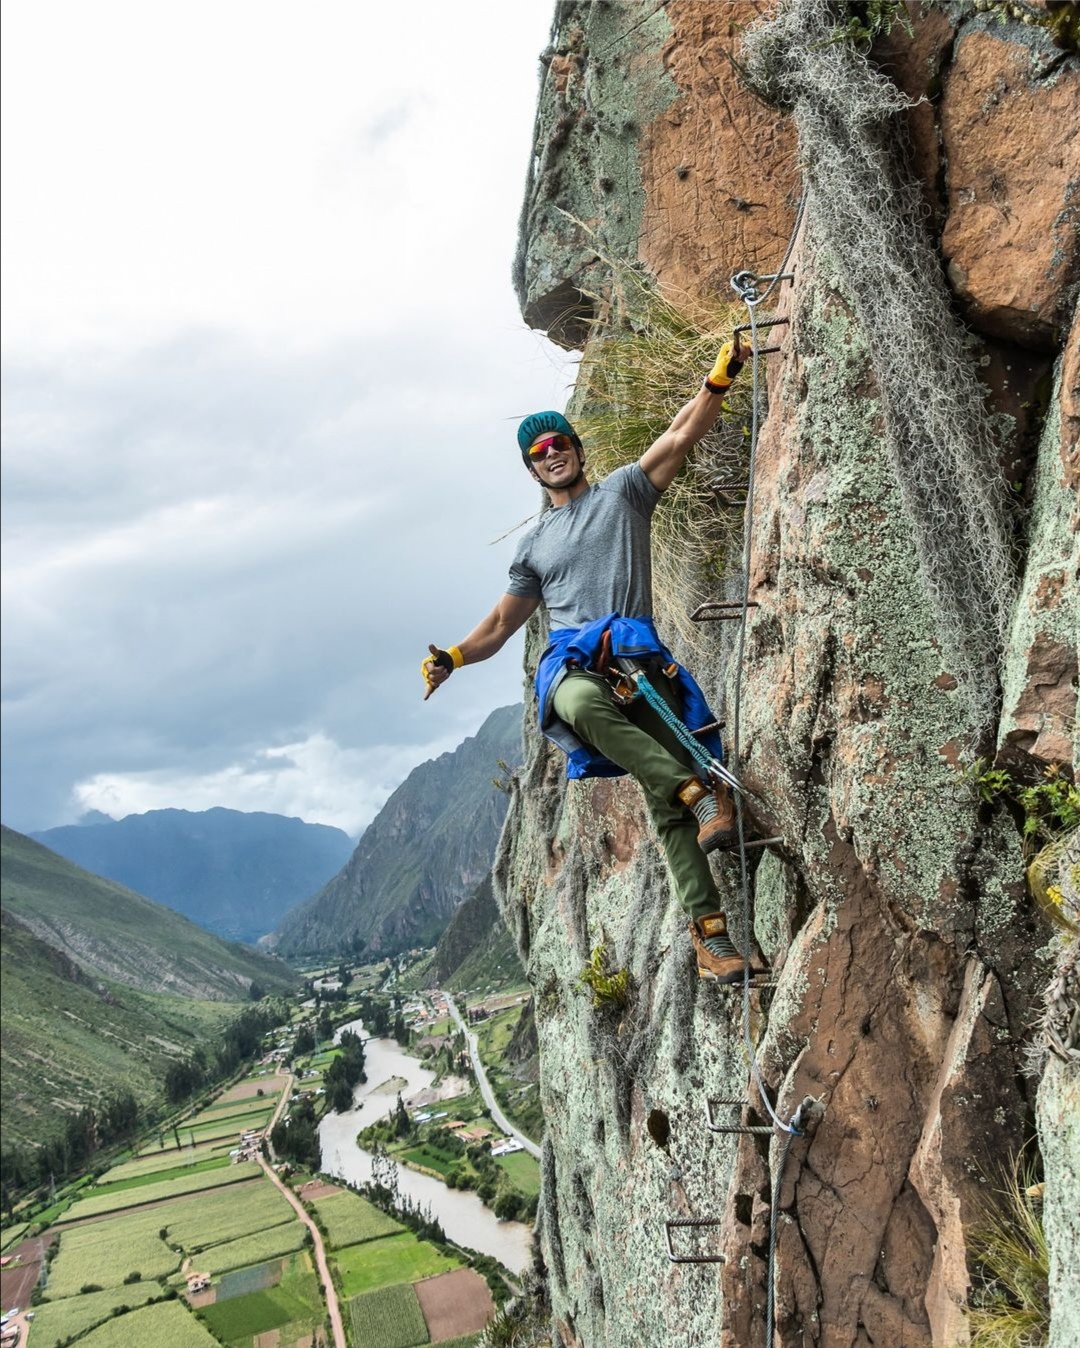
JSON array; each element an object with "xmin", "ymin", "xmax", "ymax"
[{"xmin": 1, "ymin": 0, "xmax": 575, "ymax": 835}]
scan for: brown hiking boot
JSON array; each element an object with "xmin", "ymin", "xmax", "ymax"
[
  {"xmin": 676, "ymin": 777, "xmax": 738, "ymax": 853},
  {"xmin": 689, "ymin": 912, "xmax": 754, "ymax": 983}
]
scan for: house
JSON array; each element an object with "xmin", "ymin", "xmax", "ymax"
[
  {"xmin": 186, "ymin": 1272, "xmax": 211, "ymax": 1293},
  {"xmin": 459, "ymin": 1126, "xmax": 493, "ymax": 1144}
]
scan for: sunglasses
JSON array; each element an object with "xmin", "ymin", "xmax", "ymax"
[{"xmin": 528, "ymin": 432, "xmax": 576, "ymax": 461}]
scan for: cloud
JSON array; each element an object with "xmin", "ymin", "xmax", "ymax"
[
  {"xmin": 0, "ymin": 0, "xmax": 570, "ymax": 833},
  {"xmin": 73, "ymin": 730, "xmax": 470, "ymax": 836},
  {"xmin": 1, "ymin": 324, "xmax": 562, "ymax": 831}
]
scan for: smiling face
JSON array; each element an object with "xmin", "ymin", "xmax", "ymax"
[{"xmin": 526, "ymin": 431, "xmax": 586, "ymax": 495}]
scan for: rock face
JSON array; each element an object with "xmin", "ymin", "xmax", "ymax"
[
  {"xmin": 273, "ymin": 705, "xmax": 523, "ymax": 957},
  {"xmin": 504, "ymin": 4, "xmax": 1077, "ymax": 1346}
]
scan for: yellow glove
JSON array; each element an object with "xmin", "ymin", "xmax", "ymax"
[
  {"xmin": 704, "ymin": 339, "xmax": 746, "ymax": 394},
  {"xmin": 421, "ymin": 644, "xmax": 464, "ymax": 699}
]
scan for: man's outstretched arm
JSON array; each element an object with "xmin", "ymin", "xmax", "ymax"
[
  {"xmin": 422, "ymin": 592, "xmax": 541, "ymax": 700},
  {"xmin": 639, "ymin": 337, "xmax": 748, "ymax": 493}
]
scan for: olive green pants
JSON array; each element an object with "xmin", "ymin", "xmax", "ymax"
[{"xmin": 551, "ymin": 670, "xmax": 721, "ymax": 921}]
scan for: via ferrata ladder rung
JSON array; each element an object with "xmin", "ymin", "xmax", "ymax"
[
  {"xmin": 691, "ymin": 600, "xmax": 761, "ymax": 623},
  {"xmin": 706, "ymin": 1098, "xmax": 775, "ymax": 1135},
  {"xmin": 664, "ymin": 1216, "xmax": 727, "ymax": 1264}
]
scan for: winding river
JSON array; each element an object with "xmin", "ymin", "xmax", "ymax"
[{"xmin": 317, "ymin": 1020, "xmax": 533, "ymax": 1273}]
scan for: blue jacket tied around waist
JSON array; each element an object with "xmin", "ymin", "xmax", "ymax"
[{"xmin": 534, "ymin": 613, "xmax": 724, "ymax": 779}]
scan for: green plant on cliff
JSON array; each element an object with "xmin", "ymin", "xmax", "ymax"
[
  {"xmin": 571, "ymin": 270, "xmax": 753, "ymax": 634},
  {"xmin": 964, "ymin": 760, "xmax": 1080, "ymax": 853},
  {"xmin": 579, "ymin": 944, "xmax": 630, "ymax": 1011},
  {"xmin": 819, "ymin": 0, "xmax": 914, "ymax": 50},
  {"xmin": 965, "ymin": 1161, "xmax": 1050, "ymax": 1348}
]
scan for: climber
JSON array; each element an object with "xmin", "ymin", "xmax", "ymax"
[{"xmin": 421, "ymin": 337, "xmax": 761, "ymax": 983}]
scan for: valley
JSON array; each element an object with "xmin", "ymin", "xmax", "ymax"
[{"xmin": 2, "ymin": 955, "xmax": 540, "ymax": 1348}]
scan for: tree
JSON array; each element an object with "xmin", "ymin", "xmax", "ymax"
[{"xmin": 393, "ymin": 1093, "xmax": 411, "ymax": 1139}]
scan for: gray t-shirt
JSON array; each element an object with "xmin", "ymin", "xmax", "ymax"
[{"xmin": 506, "ymin": 463, "xmax": 661, "ymax": 628}]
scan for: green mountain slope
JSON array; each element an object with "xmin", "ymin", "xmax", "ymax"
[
  {"xmin": 1, "ymin": 910, "xmax": 251, "ymax": 1150},
  {"xmin": 432, "ymin": 876, "xmax": 524, "ymax": 993},
  {"xmin": 0, "ymin": 827, "xmax": 297, "ymax": 1150},
  {"xmin": 272, "ymin": 705, "xmax": 523, "ymax": 958},
  {"xmin": 1, "ymin": 826, "xmax": 295, "ymax": 1000}
]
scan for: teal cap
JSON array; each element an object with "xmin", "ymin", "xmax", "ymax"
[{"xmin": 517, "ymin": 410, "xmax": 580, "ymax": 457}]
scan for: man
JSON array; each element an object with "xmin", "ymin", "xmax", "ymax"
[{"xmin": 422, "ymin": 338, "xmax": 758, "ymax": 982}]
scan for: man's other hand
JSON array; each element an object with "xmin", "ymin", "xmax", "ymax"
[{"xmin": 421, "ymin": 644, "xmax": 461, "ymax": 700}]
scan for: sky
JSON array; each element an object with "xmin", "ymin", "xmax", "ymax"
[{"xmin": 1, "ymin": 0, "xmax": 576, "ymax": 836}]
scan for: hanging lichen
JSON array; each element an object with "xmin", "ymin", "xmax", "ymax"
[{"xmin": 742, "ymin": 0, "xmax": 1020, "ymax": 730}]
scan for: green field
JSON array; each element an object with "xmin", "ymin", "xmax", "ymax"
[
  {"xmin": 90, "ymin": 1154, "xmax": 232, "ymax": 1196},
  {"xmin": 200, "ymin": 1089, "xmax": 278, "ymax": 1115},
  {"xmin": 347, "ymin": 1281, "xmax": 428, "ymax": 1348},
  {"xmin": 104, "ymin": 1138, "xmax": 236, "ymax": 1181},
  {"xmin": 494, "ymin": 1151, "xmax": 541, "ymax": 1196},
  {"xmin": 61, "ymin": 1162, "xmax": 261, "ymax": 1221},
  {"xmin": 200, "ymin": 1251, "xmax": 322, "ymax": 1342},
  {"xmin": 77, "ymin": 1298, "xmax": 220, "ymax": 1347},
  {"xmin": 164, "ymin": 1179, "xmax": 296, "ymax": 1251},
  {"xmin": 48, "ymin": 1211, "xmax": 181, "ymax": 1297},
  {"xmin": 185, "ymin": 1097, "xmax": 276, "ymax": 1128},
  {"xmin": 310, "ymin": 1191, "xmax": 404, "ymax": 1249},
  {"xmin": 0, "ymin": 1221, "xmax": 28, "ymax": 1251},
  {"xmin": 399, "ymin": 1142, "xmax": 460, "ymax": 1178},
  {"xmin": 30, "ymin": 1282, "xmax": 163, "ymax": 1346},
  {"xmin": 333, "ymin": 1233, "xmax": 458, "ymax": 1298},
  {"xmin": 199, "ymin": 1219, "xmax": 308, "ymax": 1275}
]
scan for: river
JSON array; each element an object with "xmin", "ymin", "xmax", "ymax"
[{"xmin": 317, "ymin": 1020, "xmax": 534, "ymax": 1273}]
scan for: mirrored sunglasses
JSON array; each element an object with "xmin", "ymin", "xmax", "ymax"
[{"xmin": 528, "ymin": 432, "xmax": 576, "ymax": 461}]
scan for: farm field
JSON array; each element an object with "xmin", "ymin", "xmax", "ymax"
[
  {"xmin": 347, "ymin": 1281, "xmax": 428, "ymax": 1348},
  {"xmin": 77, "ymin": 1298, "xmax": 220, "ymax": 1346},
  {"xmin": 101, "ymin": 1138, "xmax": 236, "ymax": 1182},
  {"xmin": 309, "ymin": 1190, "xmax": 403, "ymax": 1249},
  {"xmin": 48, "ymin": 1209, "xmax": 181, "ymax": 1296},
  {"xmin": 333, "ymin": 1232, "xmax": 459, "ymax": 1298},
  {"xmin": 198, "ymin": 1250, "xmax": 323, "ymax": 1345},
  {"xmin": 195, "ymin": 1218, "xmax": 308, "ymax": 1276},
  {"xmin": 60, "ymin": 1161, "xmax": 262, "ymax": 1220},
  {"xmin": 30, "ymin": 1282, "xmax": 163, "ymax": 1347},
  {"xmin": 493, "ymin": 1151, "xmax": 540, "ymax": 1195}
]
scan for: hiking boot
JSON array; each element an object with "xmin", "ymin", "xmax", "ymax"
[
  {"xmin": 676, "ymin": 777, "xmax": 738, "ymax": 853},
  {"xmin": 689, "ymin": 912, "xmax": 755, "ymax": 983}
]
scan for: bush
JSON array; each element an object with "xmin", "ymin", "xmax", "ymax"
[
  {"xmin": 81, "ymin": 1283, "xmax": 103, "ymax": 1293},
  {"xmin": 123, "ymin": 1270, "xmax": 142, "ymax": 1283}
]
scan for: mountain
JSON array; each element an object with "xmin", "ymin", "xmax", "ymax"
[
  {"xmin": 0, "ymin": 826, "xmax": 296, "ymax": 1150},
  {"xmin": 271, "ymin": 705, "xmax": 523, "ymax": 958},
  {"xmin": 431, "ymin": 876, "xmax": 524, "ymax": 993},
  {"xmin": 31, "ymin": 807, "xmax": 355, "ymax": 942}
]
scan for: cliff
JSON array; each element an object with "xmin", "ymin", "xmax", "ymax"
[
  {"xmin": 503, "ymin": 4, "xmax": 1078, "ymax": 1347},
  {"xmin": 272, "ymin": 704, "xmax": 523, "ymax": 957}
]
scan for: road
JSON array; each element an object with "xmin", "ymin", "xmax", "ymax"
[
  {"xmin": 443, "ymin": 996, "xmax": 541, "ymax": 1161},
  {"xmin": 258, "ymin": 1065, "xmax": 346, "ymax": 1348}
]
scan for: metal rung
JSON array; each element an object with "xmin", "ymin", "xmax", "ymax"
[
  {"xmin": 664, "ymin": 1216, "xmax": 727, "ymax": 1264},
  {"xmin": 691, "ymin": 720, "xmax": 725, "ymax": 736},
  {"xmin": 711, "ymin": 480, "xmax": 749, "ymax": 493},
  {"xmin": 733, "ymin": 316, "xmax": 790, "ymax": 336},
  {"xmin": 740, "ymin": 836, "xmax": 785, "ymax": 850},
  {"xmin": 706, "ymin": 1099, "xmax": 775, "ymax": 1135},
  {"xmin": 691, "ymin": 600, "xmax": 760, "ymax": 622}
]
